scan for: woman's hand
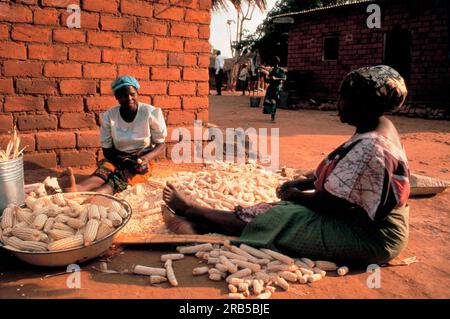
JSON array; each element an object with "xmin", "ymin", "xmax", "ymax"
[
  {"xmin": 134, "ymin": 157, "xmax": 149, "ymax": 175},
  {"xmin": 276, "ymin": 181, "xmax": 297, "ymax": 200}
]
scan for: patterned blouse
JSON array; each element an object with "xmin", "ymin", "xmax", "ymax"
[{"xmin": 314, "ymin": 132, "xmax": 410, "ymax": 221}]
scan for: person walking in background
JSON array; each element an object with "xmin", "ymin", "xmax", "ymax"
[
  {"xmin": 237, "ymin": 64, "xmax": 250, "ymax": 96},
  {"xmin": 215, "ymin": 50, "xmax": 225, "ymax": 96},
  {"xmin": 263, "ymin": 56, "xmax": 287, "ymax": 122}
]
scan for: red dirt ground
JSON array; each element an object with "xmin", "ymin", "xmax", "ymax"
[{"xmin": 1, "ymin": 93, "xmax": 449, "ymax": 299}]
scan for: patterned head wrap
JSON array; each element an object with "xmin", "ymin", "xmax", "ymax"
[
  {"xmin": 111, "ymin": 76, "xmax": 140, "ymax": 93},
  {"xmin": 340, "ymin": 65, "xmax": 408, "ymax": 112}
]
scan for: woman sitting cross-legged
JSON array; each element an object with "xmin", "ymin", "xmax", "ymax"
[
  {"xmin": 162, "ymin": 65, "xmax": 411, "ymax": 266},
  {"xmin": 59, "ymin": 76, "xmax": 167, "ymax": 195}
]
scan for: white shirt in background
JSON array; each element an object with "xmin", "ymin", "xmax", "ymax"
[
  {"xmin": 215, "ymin": 55, "xmax": 225, "ymax": 75},
  {"xmin": 100, "ymin": 102, "xmax": 167, "ymax": 154}
]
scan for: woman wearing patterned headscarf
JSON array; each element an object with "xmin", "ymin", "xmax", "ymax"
[
  {"xmin": 162, "ymin": 65, "xmax": 410, "ymax": 266},
  {"xmin": 59, "ymin": 76, "xmax": 167, "ymax": 194}
]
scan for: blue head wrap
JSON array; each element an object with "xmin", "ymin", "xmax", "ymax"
[{"xmin": 111, "ymin": 76, "xmax": 140, "ymax": 93}]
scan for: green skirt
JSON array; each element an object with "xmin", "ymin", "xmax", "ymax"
[{"xmin": 232, "ymin": 202, "xmax": 409, "ymax": 266}]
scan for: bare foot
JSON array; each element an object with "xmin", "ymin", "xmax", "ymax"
[
  {"xmin": 162, "ymin": 205, "xmax": 198, "ymax": 234},
  {"xmin": 58, "ymin": 167, "xmax": 77, "ymax": 193},
  {"xmin": 162, "ymin": 183, "xmax": 191, "ymax": 216}
]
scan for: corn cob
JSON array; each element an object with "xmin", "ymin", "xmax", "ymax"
[
  {"xmin": 219, "ymin": 255, "xmax": 238, "ymax": 273},
  {"xmin": 257, "ymin": 291, "xmax": 272, "ymax": 299},
  {"xmin": 1, "ymin": 207, "xmax": 14, "ymax": 229},
  {"xmin": 32, "ymin": 214, "xmax": 48, "ymax": 230},
  {"xmin": 47, "ymin": 235, "xmax": 84, "ymax": 251},
  {"xmin": 11, "ymin": 227, "xmax": 42, "ymax": 241},
  {"xmin": 274, "ymin": 276, "xmax": 290, "ymax": 291},
  {"xmin": 98, "ymin": 206, "xmax": 108, "ymax": 220},
  {"xmin": 228, "ymin": 284, "xmax": 238, "ymax": 293},
  {"xmin": 308, "ymin": 273, "xmax": 323, "ymax": 283},
  {"xmin": 160, "ymin": 254, "xmax": 185, "ymax": 262},
  {"xmin": 110, "ymin": 201, "xmax": 122, "ymax": 213},
  {"xmin": 337, "ymin": 266, "xmax": 349, "ymax": 276},
  {"xmin": 67, "ymin": 217, "xmax": 85, "ymax": 230},
  {"xmin": 95, "ymin": 223, "xmax": 114, "ymax": 241},
  {"xmin": 278, "ymin": 271, "xmax": 298, "ymax": 282},
  {"xmin": 313, "ymin": 267, "xmax": 327, "ymax": 278},
  {"xmin": 48, "ymin": 229, "xmax": 74, "ymax": 241},
  {"xmin": 228, "ymin": 293, "xmax": 245, "ymax": 299},
  {"xmin": 2, "ymin": 227, "xmax": 12, "ymax": 237},
  {"xmin": 52, "ymin": 222, "xmax": 75, "ymax": 233},
  {"xmin": 84, "ymin": 219, "xmax": 100, "ymax": 246},
  {"xmin": 150, "ymin": 276, "xmax": 168, "ymax": 284},
  {"xmin": 16, "ymin": 209, "xmax": 34, "ymax": 225},
  {"xmin": 315, "ymin": 260, "xmax": 338, "ymax": 271},
  {"xmin": 13, "ymin": 221, "xmax": 28, "ymax": 229},
  {"xmin": 52, "ymin": 193, "xmax": 66, "ymax": 206},
  {"xmin": 67, "ymin": 206, "xmax": 83, "ymax": 218},
  {"xmin": 25, "ymin": 196, "xmax": 37, "ymax": 210},
  {"xmin": 107, "ymin": 211, "xmax": 123, "ymax": 227},
  {"xmin": 164, "ymin": 259, "xmax": 178, "ymax": 287},
  {"xmin": 40, "ymin": 233, "xmax": 50, "ymax": 243},
  {"xmin": 176, "ymin": 243, "xmax": 213, "ymax": 254},
  {"xmin": 55, "ymin": 214, "xmax": 70, "ymax": 223},
  {"xmin": 78, "ymin": 210, "xmax": 88, "ymax": 224},
  {"xmin": 100, "ymin": 218, "xmax": 113, "ymax": 228},
  {"xmin": 229, "ymin": 259, "xmax": 261, "ymax": 273},
  {"xmin": 43, "ymin": 217, "xmax": 55, "ymax": 233},
  {"xmin": 132, "ymin": 265, "xmax": 167, "ymax": 277},
  {"xmin": 260, "ymin": 248, "xmax": 294, "ymax": 265},
  {"xmin": 215, "ymin": 263, "xmax": 228, "ymax": 273},
  {"xmin": 301, "ymin": 258, "xmax": 315, "ymax": 268},
  {"xmin": 117, "ymin": 208, "xmax": 128, "ymax": 219},
  {"xmin": 192, "ymin": 267, "xmax": 209, "ymax": 275},
  {"xmin": 88, "ymin": 205, "xmax": 100, "ymax": 220},
  {"xmin": 5, "ymin": 236, "xmax": 47, "ymax": 252}
]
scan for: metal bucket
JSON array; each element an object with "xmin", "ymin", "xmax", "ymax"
[
  {"xmin": 0, "ymin": 155, "xmax": 25, "ymax": 215},
  {"xmin": 250, "ymin": 96, "xmax": 261, "ymax": 108}
]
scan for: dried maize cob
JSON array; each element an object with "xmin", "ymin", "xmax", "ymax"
[
  {"xmin": 95, "ymin": 223, "xmax": 114, "ymax": 241},
  {"xmin": 3, "ymin": 227, "xmax": 12, "ymax": 237},
  {"xmin": 239, "ymin": 244, "xmax": 273, "ymax": 260},
  {"xmin": 337, "ymin": 266, "xmax": 349, "ymax": 276},
  {"xmin": 301, "ymin": 258, "xmax": 315, "ymax": 268},
  {"xmin": 13, "ymin": 221, "xmax": 28, "ymax": 229},
  {"xmin": 176, "ymin": 243, "xmax": 213, "ymax": 254},
  {"xmin": 278, "ymin": 271, "xmax": 298, "ymax": 282},
  {"xmin": 192, "ymin": 267, "xmax": 209, "ymax": 276},
  {"xmin": 117, "ymin": 208, "xmax": 128, "ymax": 219},
  {"xmin": 313, "ymin": 267, "xmax": 327, "ymax": 278},
  {"xmin": 132, "ymin": 265, "xmax": 166, "ymax": 277},
  {"xmin": 32, "ymin": 214, "xmax": 48, "ymax": 230},
  {"xmin": 1, "ymin": 207, "xmax": 14, "ymax": 229},
  {"xmin": 55, "ymin": 214, "xmax": 70, "ymax": 223},
  {"xmin": 257, "ymin": 291, "xmax": 272, "ymax": 299},
  {"xmin": 315, "ymin": 260, "xmax": 338, "ymax": 271},
  {"xmin": 225, "ymin": 268, "xmax": 252, "ymax": 283},
  {"xmin": 16, "ymin": 209, "xmax": 33, "ymax": 225},
  {"xmin": 48, "ymin": 229, "xmax": 75, "ymax": 241},
  {"xmin": 67, "ymin": 218, "xmax": 85, "ymax": 230},
  {"xmin": 161, "ymin": 254, "xmax": 184, "ymax": 262},
  {"xmin": 164, "ymin": 259, "xmax": 178, "ymax": 287},
  {"xmin": 228, "ymin": 293, "xmax": 245, "ymax": 299},
  {"xmin": 84, "ymin": 219, "xmax": 100, "ymax": 246},
  {"xmin": 25, "ymin": 196, "xmax": 37, "ymax": 210},
  {"xmin": 47, "ymin": 235, "xmax": 84, "ymax": 251},
  {"xmin": 215, "ymin": 263, "xmax": 228, "ymax": 273},
  {"xmin": 252, "ymin": 279, "xmax": 264, "ymax": 295},
  {"xmin": 274, "ymin": 277, "xmax": 290, "ymax": 291},
  {"xmin": 150, "ymin": 276, "xmax": 167, "ymax": 284},
  {"xmin": 107, "ymin": 211, "xmax": 123, "ymax": 227},
  {"xmin": 308, "ymin": 273, "xmax": 323, "ymax": 283},
  {"xmin": 110, "ymin": 201, "xmax": 122, "ymax": 213},
  {"xmin": 43, "ymin": 217, "xmax": 55, "ymax": 233},
  {"xmin": 11, "ymin": 227, "xmax": 42, "ymax": 241},
  {"xmin": 52, "ymin": 222, "xmax": 75, "ymax": 233},
  {"xmin": 52, "ymin": 193, "xmax": 66, "ymax": 206},
  {"xmin": 78, "ymin": 210, "xmax": 88, "ymax": 224},
  {"xmin": 88, "ymin": 205, "xmax": 100, "ymax": 220},
  {"xmin": 260, "ymin": 248, "xmax": 294, "ymax": 265},
  {"xmin": 17, "ymin": 240, "xmax": 48, "ymax": 252},
  {"xmin": 229, "ymin": 259, "xmax": 261, "ymax": 273},
  {"xmin": 219, "ymin": 255, "xmax": 238, "ymax": 273},
  {"xmin": 98, "ymin": 206, "xmax": 107, "ymax": 220},
  {"xmin": 228, "ymin": 284, "xmax": 238, "ymax": 293}
]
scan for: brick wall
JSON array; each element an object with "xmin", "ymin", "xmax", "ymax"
[
  {"xmin": 288, "ymin": 0, "xmax": 449, "ymax": 107},
  {"xmin": 0, "ymin": 0, "xmax": 211, "ymax": 169}
]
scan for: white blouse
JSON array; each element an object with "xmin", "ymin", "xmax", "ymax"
[{"xmin": 100, "ymin": 102, "xmax": 167, "ymax": 154}]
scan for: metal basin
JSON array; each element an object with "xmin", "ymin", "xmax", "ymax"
[{"xmin": 0, "ymin": 192, "xmax": 132, "ymax": 267}]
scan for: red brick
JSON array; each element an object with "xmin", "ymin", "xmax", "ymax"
[
  {"xmin": 100, "ymin": 80, "xmax": 114, "ymax": 95},
  {"xmin": 199, "ymin": 0, "xmax": 211, "ymax": 10},
  {"xmin": 197, "ymin": 82, "xmax": 210, "ymax": 95},
  {"xmin": 0, "ymin": 25, "xmax": 8, "ymax": 40},
  {"xmin": 0, "ymin": 42, "xmax": 26, "ymax": 59},
  {"xmin": 198, "ymin": 55, "xmax": 210, "ymax": 68},
  {"xmin": 171, "ymin": 23, "xmax": 198, "ymax": 38},
  {"xmin": 18, "ymin": 114, "xmax": 57, "ymax": 131},
  {"xmin": 88, "ymin": 31, "xmax": 122, "ymax": 48},
  {"xmin": 102, "ymin": 49, "xmax": 136, "ymax": 64},
  {"xmin": 69, "ymin": 47, "xmax": 101, "ymax": 62},
  {"xmin": 60, "ymin": 113, "xmax": 96, "ymax": 129},
  {"xmin": 137, "ymin": 20, "xmax": 167, "ymax": 35},
  {"xmin": 170, "ymin": 0, "xmax": 198, "ymax": 8},
  {"xmin": 44, "ymin": 63, "xmax": 82, "ymax": 78},
  {"xmin": 60, "ymin": 80, "xmax": 97, "ymax": 94},
  {"xmin": 42, "ymin": 0, "xmax": 80, "ymax": 8},
  {"xmin": 183, "ymin": 68, "xmax": 209, "ymax": 81},
  {"xmin": 11, "ymin": 25, "xmax": 51, "ymax": 43},
  {"xmin": 139, "ymin": 81, "xmax": 167, "ymax": 95},
  {"xmin": 123, "ymin": 34, "xmax": 153, "ymax": 49},
  {"xmin": 153, "ymin": 96, "xmax": 181, "ymax": 109},
  {"xmin": 183, "ymin": 96, "xmax": 208, "ymax": 109},
  {"xmin": 24, "ymin": 152, "xmax": 57, "ymax": 169},
  {"xmin": 0, "ymin": 114, "xmax": 13, "ymax": 133},
  {"xmin": 0, "ymin": 79, "xmax": 14, "ymax": 94},
  {"xmin": 16, "ymin": 79, "xmax": 56, "ymax": 95},
  {"xmin": 185, "ymin": 9, "xmax": 210, "ymax": 25},
  {"xmin": 198, "ymin": 25, "xmax": 210, "ymax": 39},
  {"xmin": 61, "ymin": 11, "xmax": 99, "ymax": 29},
  {"xmin": 3, "ymin": 60, "xmax": 42, "ymax": 77},
  {"xmin": 48, "ymin": 97, "xmax": 84, "ymax": 112},
  {"xmin": 196, "ymin": 108, "xmax": 209, "ymax": 122},
  {"xmin": 53, "ymin": 29, "xmax": 86, "ymax": 44},
  {"xmin": 83, "ymin": 0, "xmax": 118, "ymax": 14},
  {"xmin": 16, "ymin": 0, "xmax": 38, "ymax": 5},
  {"xmin": 83, "ymin": 64, "xmax": 117, "ymax": 79},
  {"xmin": 0, "ymin": 4, "xmax": 33, "ymax": 23},
  {"xmin": 86, "ymin": 96, "xmax": 118, "ymax": 111},
  {"xmin": 34, "ymin": 8, "xmax": 59, "ymax": 26},
  {"xmin": 155, "ymin": 37, "xmax": 183, "ymax": 52},
  {"xmin": 168, "ymin": 53, "xmax": 196, "ymax": 66},
  {"xmin": 152, "ymin": 67, "xmax": 180, "ymax": 81},
  {"xmin": 0, "ymin": 134, "xmax": 35, "ymax": 153},
  {"xmin": 137, "ymin": 51, "xmax": 167, "ymax": 65},
  {"xmin": 167, "ymin": 110, "xmax": 195, "ymax": 125},
  {"xmin": 185, "ymin": 40, "xmax": 210, "ymax": 53},
  {"xmin": 37, "ymin": 132, "xmax": 76, "ymax": 150},
  {"xmin": 118, "ymin": 65, "xmax": 149, "ymax": 79},
  {"xmin": 121, "ymin": 0, "xmax": 153, "ymax": 18},
  {"xmin": 101, "ymin": 16, "xmax": 134, "ymax": 32},
  {"xmin": 28, "ymin": 44, "xmax": 67, "ymax": 61},
  {"xmin": 77, "ymin": 131, "xmax": 101, "ymax": 148},
  {"xmin": 154, "ymin": 5, "xmax": 184, "ymax": 21},
  {"xmin": 60, "ymin": 150, "xmax": 96, "ymax": 167},
  {"xmin": 4, "ymin": 96, "xmax": 45, "ymax": 112},
  {"xmin": 169, "ymin": 82, "xmax": 196, "ymax": 95}
]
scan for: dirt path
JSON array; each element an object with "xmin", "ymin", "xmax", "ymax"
[{"xmin": 1, "ymin": 94, "xmax": 449, "ymax": 299}]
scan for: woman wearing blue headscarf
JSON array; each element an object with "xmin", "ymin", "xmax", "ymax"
[{"xmin": 59, "ymin": 76, "xmax": 167, "ymax": 194}]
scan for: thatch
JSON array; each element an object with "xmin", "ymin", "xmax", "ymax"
[{"xmin": 211, "ymin": 0, "xmax": 267, "ymax": 11}]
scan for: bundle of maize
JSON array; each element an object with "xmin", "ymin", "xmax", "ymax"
[
  {"xmin": 118, "ymin": 161, "xmax": 299, "ymax": 235},
  {"xmin": 0, "ymin": 127, "xmax": 26, "ymax": 162},
  {"xmin": 0, "ymin": 193, "xmax": 128, "ymax": 252}
]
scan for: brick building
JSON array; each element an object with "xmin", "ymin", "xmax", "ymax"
[
  {"xmin": 0, "ymin": 0, "xmax": 211, "ymax": 169},
  {"xmin": 280, "ymin": 0, "xmax": 449, "ymax": 111}
]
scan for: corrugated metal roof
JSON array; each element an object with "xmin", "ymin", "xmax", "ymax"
[{"xmin": 272, "ymin": 0, "xmax": 372, "ymax": 19}]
